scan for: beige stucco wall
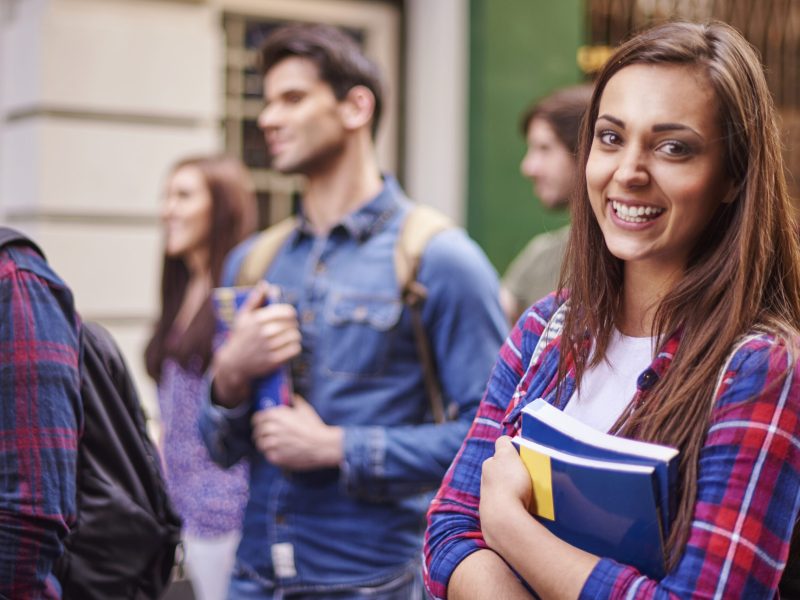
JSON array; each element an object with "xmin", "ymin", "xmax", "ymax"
[{"xmin": 0, "ymin": 0, "xmax": 222, "ymax": 424}]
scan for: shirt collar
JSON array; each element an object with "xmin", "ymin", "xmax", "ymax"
[{"xmin": 292, "ymin": 174, "xmax": 402, "ymax": 244}]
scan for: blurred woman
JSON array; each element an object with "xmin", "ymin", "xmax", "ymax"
[{"xmin": 145, "ymin": 154, "xmax": 257, "ymax": 600}]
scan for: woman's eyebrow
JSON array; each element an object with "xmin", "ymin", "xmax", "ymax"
[
  {"xmin": 598, "ymin": 114, "xmax": 704, "ymax": 139},
  {"xmin": 597, "ymin": 114, "xmax": 624, "ymax": 128},
  {"xmin": 652, "ymin": 122, "xmax": 699, "ymax": 134}
]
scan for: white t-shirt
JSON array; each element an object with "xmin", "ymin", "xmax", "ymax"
[{"xmin": 564, "ymin": 329, "xmax": 655, "ymax": 433}]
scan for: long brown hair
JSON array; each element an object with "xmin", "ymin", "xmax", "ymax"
[
  {"xmin": 558, "ymin": 21, "xmax": 800, "ymax": 567},
  {"xmin": 144, "ymin": 154, "xmax": 257, "ymax": 382}
]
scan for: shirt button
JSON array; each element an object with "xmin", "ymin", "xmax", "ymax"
[
  {"xmin": 353, "ymin": 306, "xmax": 368, "ymax": 321},
  {"xmin": 315, "ymin": 262, "xmax": 326, "ymax": 274},
  {"xmin": 302, "ymin": 309, "xmax": 315, "ymax": 323},
  {"xmin": 638, "ymin": 368, "xmax": 658, "ymax": 390},
  {"xmin": 275, "ymin": 514, "xmax": 286, "ymax": 525}
]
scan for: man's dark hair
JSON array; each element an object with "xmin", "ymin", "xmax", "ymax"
[
  {"xmin": 259, "ymin": 22, "xmax": 385, "ymax": 138},
  {"xmin": 519, "ymin": 83, "xmax": 593, "ymax": 156}
]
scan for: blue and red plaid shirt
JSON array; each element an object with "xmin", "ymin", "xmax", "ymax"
[
  {"xmin": 0, "ymin": 243, "xmax": 82, "ymax": 598},
  {"xmin": 424, "ymin": 293, "xmax": 800, "ymax": 599}
]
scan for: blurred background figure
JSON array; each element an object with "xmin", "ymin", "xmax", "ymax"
[
  {"xmin": 144, "ymin": 154, "xmax": 257, "ymax": 600},
  {"xmin": 500, "ymin": 84, "xmax": 593, "ymax": 324}
]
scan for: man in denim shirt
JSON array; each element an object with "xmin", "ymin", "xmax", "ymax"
[{"xmin": 200, "ymin": 23, "xmax": 506, "ymax": 599}]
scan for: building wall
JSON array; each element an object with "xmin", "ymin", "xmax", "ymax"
[
  {"xmin": 0, "ymin": 0, "xmax": 221, "ymax": 425},
  {"xmin": 405, "ymin": 0, "xmax": 469, "ymax": 225}
]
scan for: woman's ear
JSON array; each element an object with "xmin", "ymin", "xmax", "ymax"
[{"xmin": 339, "ymin": 85, "xmax": 376, "ymax": 132}]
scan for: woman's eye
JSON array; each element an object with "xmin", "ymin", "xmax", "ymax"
[
  {"xmin": 596, "ymin": 130, "xmax": 621, "ymax": 146},
  {"xmin": 658, "ymin": 141, "xmax": 692, "ymax": 157}
]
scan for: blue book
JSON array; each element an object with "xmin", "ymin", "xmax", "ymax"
[
  {"xmin": 512, "ymin": 399, "xmax": 679, "ymax": 578},
  {"xmin": 212, "ymin": 286, "xmax": 293, "ymax": 410},
  {"xmin": 512, "ymin": 435, "xmax": 667, "ymax": 578},
  {"xmin": 520, "ymin": 399, "xmax": 679, "ymax": 540}
]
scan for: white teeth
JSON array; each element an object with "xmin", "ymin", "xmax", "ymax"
[{"xmin": 611, "ymin": 200, "xmax": 664, "ymax": 223}]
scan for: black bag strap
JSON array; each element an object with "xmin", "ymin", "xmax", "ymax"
[{"xmin": 0, "ymin": 227, "xmax": 45, "ymax": 258}]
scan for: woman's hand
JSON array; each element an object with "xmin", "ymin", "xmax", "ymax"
[
  {"xmin": 478, "ymin": 435, "xmax": 599, "ymax": 599},
  {"xmin": 479, "ymin": 435, "xmax": 533, "ymax": 552}
]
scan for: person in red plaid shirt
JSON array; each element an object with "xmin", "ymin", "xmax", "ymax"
[
  {"xmin": 0, "ymin": 232, "xmax": 82, "ymax": 598},
  {"xmin": 424, "ymin": 20, "xmax": 800, "ymax": 599}
]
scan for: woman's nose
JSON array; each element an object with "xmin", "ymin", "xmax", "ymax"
[
  {"xmin": 613, "ymin": 146, "xmax": 650, "ymax": 188},
  {"xmin": 161, "ymin": 197, "xmax": 176, "ymax": 221}
]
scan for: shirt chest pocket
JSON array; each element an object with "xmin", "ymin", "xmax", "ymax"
[{"xmin": 322, "ymin": 293, "xmax": 403, "ymax": 378}]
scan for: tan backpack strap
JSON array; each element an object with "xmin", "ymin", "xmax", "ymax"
[
  {"xmin": 394, "ymin": 204, "xmax": 453, "ymax": 295},
  {"xmin": 395, "ymin": 204, "xmax": 454, "ymax": 424},
  {"xmin": 235, "ymin": 216, "xmax": 299, "ymax": 286}
]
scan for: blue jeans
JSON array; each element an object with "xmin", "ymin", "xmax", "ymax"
[{"xmin": 227, "ymin": 562, "xmax": 424, "ymax": 600}]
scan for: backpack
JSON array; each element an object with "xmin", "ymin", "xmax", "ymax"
[
  {"xmin": 235, "ymin": 204, "xmax": 455, "ymax": 423},
  {"xmin": 0, "ymin": 227, "xmax": 183, "ymax": 599}
]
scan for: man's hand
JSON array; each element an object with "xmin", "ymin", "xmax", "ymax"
[
  {"xmin": 213, "ymin": 282, "xmax": 302, "ymax": 407},
  {"xmin": 251, "ymin": 395, "xmax": 344, "ymax": 470}
]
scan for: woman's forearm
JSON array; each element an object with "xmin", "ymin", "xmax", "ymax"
[
  {"xmin": 449, "ymin": 549, "xmax": 532, "ymax": 600},
  {"xmin": 491, "ymin": 510, "xmax": 598, "ymax": 600}
]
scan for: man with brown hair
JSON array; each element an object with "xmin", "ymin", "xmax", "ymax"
[
  {"xmin": 200, "ymin": 22, "xmax": 506, "ymax": 599},
  {"xmin": 500, "ymin": 84, "xmax": 593, "ymax": 323}
]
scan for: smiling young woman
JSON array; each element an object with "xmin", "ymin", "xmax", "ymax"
[{"xmin": 424, "ymin": 20, "xmax": 800, "ymax": 600}]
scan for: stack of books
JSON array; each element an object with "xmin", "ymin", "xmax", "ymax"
[{"xmin": 512, "ymin": 399, "xmax": 679, "ymax": 578}]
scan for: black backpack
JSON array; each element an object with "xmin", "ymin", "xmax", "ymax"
[{"xmin": 0, "ymin": 228, "xmax": 183, "ymax": 599}]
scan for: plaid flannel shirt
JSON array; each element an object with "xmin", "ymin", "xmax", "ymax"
[
  {"xmin": 424, "ymin": 293, "xmax": 800, "ymax": 599},
  {"xmin": 0, "ymin": 244, "xmax": 82, "ymax": 599}
]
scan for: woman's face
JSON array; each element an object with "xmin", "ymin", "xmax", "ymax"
[
  {"xmin": 585, "ymin": 64, "xmax": 731, "ymax": 279},
  {"xmin": 161, "ymin": 165, "xmax": 213, "ymax": 263},
  {"xmin": 520, "ymin": 118, "xmax": 576, "ymax": 209}
]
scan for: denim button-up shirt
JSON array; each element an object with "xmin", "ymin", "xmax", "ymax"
[{"xmin": 200, "ymin": 176, "xmax": 506, "ymax": 590}]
